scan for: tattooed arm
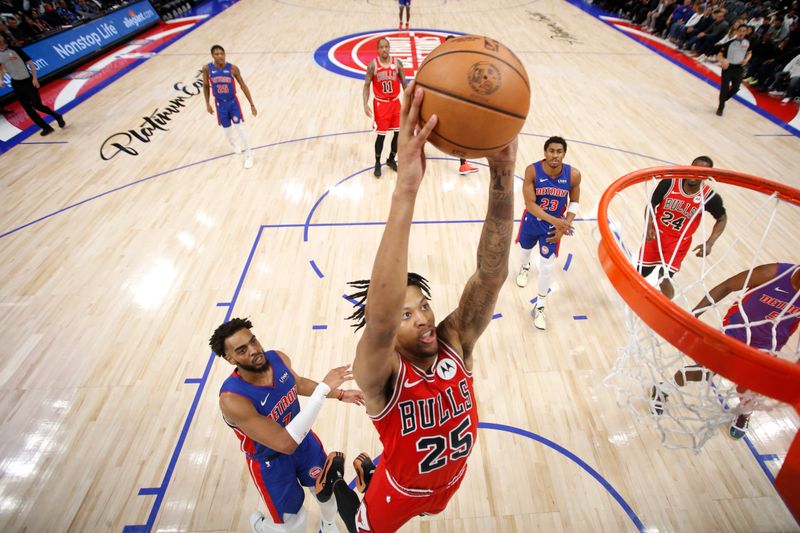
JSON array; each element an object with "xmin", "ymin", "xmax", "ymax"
[{"xmin": 438, "ymin": 139, "xmax": 518, "ymax": 370}]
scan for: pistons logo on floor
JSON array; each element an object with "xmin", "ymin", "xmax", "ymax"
[{"xmin": 314, "ymin": 29, "xmax": 464, "ymax": 80}]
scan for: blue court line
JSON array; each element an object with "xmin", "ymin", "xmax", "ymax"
[
  {"xmin": 216, "ymin": 301, "xmax": 230, "ymax": 307},
  {"xmin": 753, "ymin": 133, "xmax": 795, "ymax": 137},
  {"xmin": 123, "ymin": 225, "xmax": 265, "ymax": 532},
  {"xmin": 137, "ymin": 487, "xmax": 160, "ymax": 496},
  {"xmin": 573, "ymin": 315, "xmax": 588, "ymax": 320},
  {"xmin": 530, "ymin": 288, "xmax": 552, "ymax": 305},
  {"xmin": 184, "ymin": 378, "xmax": 202, "ymax": 384},
  {"xmin": 743, "ymin": 434, "xmax": 777, "ymax": 484},
  {"xmin": 492, "ymin": 313, "xmax": 502, "ymax": 320},
  {"xmin": 759, "ymin": 453, "xmax": 780, "ymax": 462},
  {"xmin": 19, "ymin": 140, "xmax": 69, "ymax": 145},
  {"xmin": 309, "ymin": 260, "xmax": 324, "ymax": 278},
  {"xmin": 312, "ymin": 325, "xmax": 328, "ymax": 330},
  {"xmin": 343, "ymin": 293, "xmax": 363, "ymax": 307},
  {"xmin": 564, "ymin": 0, "xmax": 799, "ymax": 137},
  {"xmin": 343, "ymin": 422, "xmax": 645, "ymax": 531},
  {"xmin": 563, "ymin": 253, "xmax": 573, "ymax": 272}
]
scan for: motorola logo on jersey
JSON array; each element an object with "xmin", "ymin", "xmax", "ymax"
[
  {"xmin": 436, "ymin": 359, "xmax": 457, "ymax": 380},
  {"xmin": 314, "ymin": 29, "xmax": 464, "ymax": 81}
]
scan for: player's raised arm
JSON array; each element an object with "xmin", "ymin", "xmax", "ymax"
[
  {"xmin": 693, "ymin": 263, "xmax": 779, "ymax": 316},
  {"xmin": 438, "ymin": 139, "xmax": 517, "ymax": 366},
  {"xmin": 352, "ymin": 83, "xmax": 437, "ymax": 400}
]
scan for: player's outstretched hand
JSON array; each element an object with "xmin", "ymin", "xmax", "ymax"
[
  {"xmin": 322, "ymin": 365, "xmax": 354, "ymax": 390},
  {"xmin": 206, "ymin": 103, "xmax": 214, "ymax": 115},
  {"xmin": 250, "ymin": 104, "xmax": 258, "ymax": 117},
  {"xmin": 397, "ymin": 81, "xmax": 437, "ymax": 192},
  {"xmin": 364, "ymin": 103, "xmax": 373, "ymax": 118},
  {"xmin": 693, "ymin": 241, "xmax": 712, "ymax": 257},
  {"xmin": 339, "ymin": 389, "xmax": 366, "ymax": 406}
]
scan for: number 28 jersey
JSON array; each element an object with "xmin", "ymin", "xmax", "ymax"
[{"xmin": 371, "ymin": 341, "xmax": 477, "ymax": 490}]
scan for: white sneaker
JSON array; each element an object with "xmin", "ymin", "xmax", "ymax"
[
  {"xmin": 250, "ymin": 511, "xmax": 266, "ymax": 533},
  {"xmin": 320, "ymin": 519, "xmax": 341, "ymax": 533},
  {"xmin": 244, "ymin": 156, "xmax": 254, "ymax": 169},
  {"xmin": 532, "ymin": 307, "xmax": 546, "ymax": 330},
  {"xmin": 516, "ymin": 264, "xmax": 530, "ymax": 287}
]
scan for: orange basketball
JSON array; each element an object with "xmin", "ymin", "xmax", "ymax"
[{"xmin": 415, "ymin": 35, "xmax": 530, "ymax": 159}]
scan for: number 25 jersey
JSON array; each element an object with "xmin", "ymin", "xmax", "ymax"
[{"xmin": 370, "ymin": 341, "xmax": 477, "ymax": 490}]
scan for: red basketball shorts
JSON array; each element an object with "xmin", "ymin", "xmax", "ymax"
[
  {"xmin": 355, "ymin": 462, "xmax": 467, "ymax": 533},
  {"xmin": 373, "ymin": 98, "xmax": 400, "ymax": 135},
  {"xmin": 639, "ymin": 232, "xmax": 692, "ymax": 272}
]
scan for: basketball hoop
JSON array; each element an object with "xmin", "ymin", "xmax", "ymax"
[{"xmin": 597, "ymin": 166, "xmax": 800, "ymax": 523}]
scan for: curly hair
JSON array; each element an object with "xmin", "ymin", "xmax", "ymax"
[
  {"xmin": 209, "ymin": 317, "xmax": 252, "ymax": 357},
  {"xmin": 345, "ymin": 272, "xmax": 431, "ymax": 332}
]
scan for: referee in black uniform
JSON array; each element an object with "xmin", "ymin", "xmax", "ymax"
[
  {"xmin": 716, "ymin": 25, "xmax": 752, "ymax": 116},
  {"xmin": 0, "ymin": 34, "xmax": 65, "ymax": 136}
]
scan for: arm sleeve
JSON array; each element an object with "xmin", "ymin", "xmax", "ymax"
[
  {"xmin": 284, "ymin": 382, "xmax": 331, "ymax": 444},
  {"xmin": 704, "ymin": 193, "xmax": 726, "ymax": 219},
  {"xmin": 650, "ymin": 179, "xmax": 672, "ymax": 208}
]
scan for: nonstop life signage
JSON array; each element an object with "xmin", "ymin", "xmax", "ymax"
[{"xmin": 0, "ymin": 0, "xmax": 158, "ymax": 98}]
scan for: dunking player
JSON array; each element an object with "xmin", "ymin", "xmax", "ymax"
[
  {"xmin": 637, "ymin": 156, "xmax": 727, "ymax": 299},
  {"xmin": 650, "ymin": 263, "xmax": 800, "ymax": 439},
  {"xmin": 210, "ymin": 318, "xmax": 365, "ymax": 533},
  {"xmin": 363, "ymin": 38, "xmax": 407, "ymax": 178},
  {"xmin": 398, "ymin": 0, "xmax": 410, "ymax": 29},
  {"xmin": 346, "ymin": 82, "xmax": 518, "ymax": 532},
  {"xmin": 515, "ymin": 136, "xmax": 582, "ymax": 330},
  {"xmin": 202, "ymin": 44, "xmax": 257, "ymax": 169}
]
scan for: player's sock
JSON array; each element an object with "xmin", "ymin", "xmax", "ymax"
[
  {"xmin": 537, "ymin": 254, "xmax": 556, "ymax": 306},
  {"xmin": 315, "ymin": 485, "xmax": 339, "ymax": 530},
  {"xmin": 390, "ymin": 131, "xmax": 398, "ymax": 156},
  {"xmin": 223, "ymin": 127, "xmax": 240, "ymax": 153},
  {"xmin": 233, "ymin": 123, "xmax": 251, "ymax": 156}
]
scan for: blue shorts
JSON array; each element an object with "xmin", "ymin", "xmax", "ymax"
[
  {"xmin": 516, "ymin": 211, "xmax": 559, "ymax": 258},
  {"xmin": 399, "ymin": 0, "xmax": 410, "ymax": 6},
  {"xmin": 246, "ymin": 431, "xmax": 327, "ymax": 523},
  {"xmin": 215, "ymin": 98, "xmax": 243, "ymax": 128}
]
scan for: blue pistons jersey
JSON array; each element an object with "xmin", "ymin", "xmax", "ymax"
[
  {"xmin": 208, "ymin": 62, "xmax": 236, "ymax": 101},
  {"xmin": 220, "ymin": 350, "xmax": 300, "ymax": 461},
  {"xmin": 219, "ymin": 351, "xmax": 328, "ymax": 523},
  {"xmin": 516, "ymin": 160, "xmax": 572, "ymax": 257}
]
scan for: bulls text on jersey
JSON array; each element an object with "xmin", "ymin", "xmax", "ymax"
[{"xmin": 398, "ymin": 377, "xmax": 473, "ymax": 436}]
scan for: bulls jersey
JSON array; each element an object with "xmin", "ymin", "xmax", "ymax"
[
  {"xmin": 371, "ymin": 342, "xmax": 477, "ymax": 490},
  {"xmin": 219, "ymin": 351, "xmax": 299, "ymax": 461},
  {"xmin": 650, "ymin": 179, "xmax": 725, "ymax": 238},
  {"xmin": 208, "ymin": 62, "xmax": 236, "ymax": 101},
  {"xmin": 724, "ymin": 264, "xmax": 800, "ymax": 352},
  {"xmin": 372, "ymin": 60, "xmax": 401, "ymax": 101}
]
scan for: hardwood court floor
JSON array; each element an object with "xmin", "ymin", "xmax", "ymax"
[{"xmin": 0, "ymin": 0, "xmax": 798, "ymax": 531}]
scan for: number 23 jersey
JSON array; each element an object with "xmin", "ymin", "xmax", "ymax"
[{"xmin": 370, "ymin": 341, "xmax": 477, "ymax": 489}]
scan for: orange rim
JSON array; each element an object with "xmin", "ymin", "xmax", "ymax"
[{"xmin": 597, "ymin": 166, "xmax": 800, "ymax": 408}]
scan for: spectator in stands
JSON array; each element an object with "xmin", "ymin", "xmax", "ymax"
[
  {"xmin": 686, "ymin": 8, "xmax": 730, "ymax": 56},
  {"xmin": 779, "ymin": 52, "xmax": 800, "ymax": 102},
  {"xmin": 677, "ymin": 5, "xmax": 715, "ymax": 48},
  {"xmin": 666, "ymin": 0, "xmax": 697, "ymax": 40}
]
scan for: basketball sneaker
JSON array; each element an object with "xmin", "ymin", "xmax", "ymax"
[
  {"xmin": 516, "ymin": 264, "xmax": 530, "ymax": 287},
  {"xmin": 532, "ymin": 306, "xmax": 546, "ymax": 330},
  {"xmin": 459, "ymin": 162, "xmax": 478, "ymax": 175},
  {"xmin": 244, "ymin": 156, "xmax": 254, "ymax": 169},
  {"xmin": 250, "ymin": 511, "xmax": 267, "ymax": 533},
  {"xmin": 374, "ymin": 160, "xmax": 381, "ymax": 177},
  {"xmin": 316, "ymin": 451, "xmax": 345, "ymax": 503},
  {"xmin": 56, "ymin": 114, "xmax": 66, "ymax": 128},
  {"xmin": 386, "ymin": 157, "xmax": 397, "ymax": 171},
  {"xmin": 353, "ymin": 452, "xmax": 376, "ymax": 493},
  {"xmin": 649, "ymin": 384, "xmax": 668, "ymax": 416},
  {"xmin": 398, "ymin": 22, "xmax": 403, "ymax": 29},
  {"xmin": 729, "ymin": 414, "xmax": 751, "ymax": 440}
]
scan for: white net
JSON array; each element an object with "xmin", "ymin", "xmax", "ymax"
[{"xmin": 600, "ymin": 171, "xmax": 800, "ymax": 452}]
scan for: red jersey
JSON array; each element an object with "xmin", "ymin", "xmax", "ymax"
[
  {"xmin": 371, "ymin": 341, "xmax": 477, "ymax": 490},
  {"xmin": 653, "ymin": 179, "xmax": 718, "ymax": 237},
  {"xmin": 372, "ymin": 59, "xmax": 401, "ymax": 101}
]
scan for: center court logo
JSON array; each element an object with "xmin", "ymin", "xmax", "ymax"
[{"xmin": 314, "ymin": 29, "xmax": 464, "ymax": 80}]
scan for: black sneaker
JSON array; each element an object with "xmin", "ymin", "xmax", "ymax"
[
  {"xmin": 373, "ymin": 161, "xmax": 381, "ymax": 177},
  {"xmin": 40, "ymin": 127, "xmax": 54, "ymax": 137},
  {"xmin": 315, "ymin": 451, "xmax": 345, "ymax": 503},
  {"xmin": 729, "ymin": 414, "xmax": 750, "ymax": 440},
  {"xmin": 353, "ymin": 452, "xmax": 376, "ymax": 493},
  {"xmin": 56, "ymin": 114, "xmax": 65, "ymax": 128},
  {"xmin": 386, "ymin": 157, "xmax": 397, "ymax": 171}
]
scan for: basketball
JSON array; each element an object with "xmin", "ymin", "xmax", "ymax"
[{"xmin": 414, "ymin": 35, "xmax": 530, "ymax": 159}]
